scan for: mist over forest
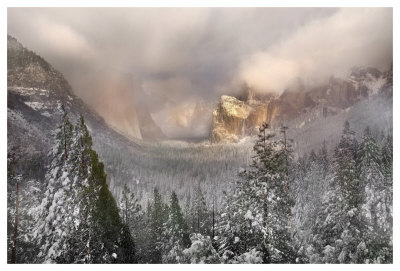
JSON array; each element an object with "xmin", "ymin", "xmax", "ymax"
[{"xmin": 7, "ymin": 7, "xmax": 393, "ymax": 264}]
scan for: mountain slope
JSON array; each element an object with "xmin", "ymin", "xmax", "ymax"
[
  {"xmin": 7, "ymin": 35, "xmax": 73, "ymax": 94},
  {"xmin": 7, "ymin": 35, "xmax": 393, "ymax": 209},
  {"xmin": 7, "ymin": 36, "xmax": 246, "ymax": 208},
  {"xmin": 211, "ymin": 66, "xmax": 393, "ymax": 144},
  {"xmin": 7, "ymin": 35, "xmax": 142, "ymax": 179}
]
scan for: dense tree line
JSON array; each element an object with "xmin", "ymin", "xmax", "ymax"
[
  {"xmin": 112, "ymin": 121, "xmax": 392, "ymax": 264},
  {"xmin": 8, "ymin": 106, "xmax": 135, "ymax": 263},
  {"xmin": 7, "ymin": 114, "xmax": 392, "ymax": 263}
]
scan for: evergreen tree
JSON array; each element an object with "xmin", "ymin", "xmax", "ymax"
[
  {"xmin": 148, "ymin": 187, "xmax": 167, "ymax": 263},
  {"xmin": 313, "ymin": 121, "xmax": 364, "ymax": 263},
  {"xmin": 191, "ymin": 183, "xmax": 211, "ymax": 236},
  {"xmin": 215, "ymin": 189, "xmax": 239, "ymax": 262},
  {"xmin": 318, "ymin": 140, "xmax": 330, "ymax": 181},
  {"xmin": 214, "ymin": 171, "xmax": 256, "ymax": 262},
  {"xmin": 7, "ymin": 152, "xmax": 16, "ymax": 263},
  {"xmin": 240, "ymin": 170, "xmax": 266, "ymax": 260},
  {"xmin": 119, "ymin": 184, "xmax": 145, "ymax": 262},
  {"xmin": 293, "ymin": 143, "xmax": 331, "ymax": 263},
  {"xmin": 7, "ymin": 151, "xmax": 22, "ymax": 263},
  {"xmin": 70, "ymin": 115, "xmax": 97, "ymax": 263},
  {"xmin": 31, "ymin": 105, "xmax": 76, "ymax": 263},
  {"xmin": 381, "ymin": 133, "xmax": 393, "ymax": 188},
  {"xmin": 334, "ymin": 121, "xmax": 366, "ymax": 263},
  {"xmin": 32, "ymin": 110, "xmax": 136, "ymax": 263},
  {"xmin": 251, "ymin": 123, "xmax": 295, "ymax": 263},
  {"xmin": 7, "ymin": 151, "xmax": 43, "ymax": 263},
  {"xmin": 217, "ymin": 123, "xmax": 295, "ymax": 263},
  {"xmin": 73, "ymin": 115, "xmax": 136, "ymax": 263},
  {"xmin": 358, "ymin": 127, "xmax": 392, "ymax": 263},
  {"xmin": 183, "ymin": 233, "xmax": 221, "ymax": 264},
  {"xmin": 334, "ymin": 121, "xmax": 359, "ymax": 208},
  {"xmin": 291, "ymin": 150, "xmax": 327, "ymax": 263},
  {"xmin": 162, "ymin": 191, "xmax": 190, "ymax": 263},
  {"xmin": 381, "ymin": 133, "xmax": 393, "ymax": 221}
]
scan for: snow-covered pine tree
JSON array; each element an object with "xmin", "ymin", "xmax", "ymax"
[
  {"xmin": 229, "ymin": 169, "xmax": 265, "ymax": 263},
  {"xmin": 7, "ymin": 151, "xmax": 22, "ymax": 263},
  {"xmin": 311, "ymin": 169, "xmax": 344, "ymax": 263},
  {"xmin": 215, "ymin": 188, "xmax": 238, "ymax": 262},
  {"xmin": 358, "ymin": 127, "xmax": 392, "ymax": 263},
  {"xmin": 183, "ymin": 190, "xmax": 193, "ymax": 235},
  {"xmin": 7, "ymin": 151, "xmax": 18, "ymax": 263},
  {"xmin": 379, "ymin": 132, "xmax": 393, "ymax": 263},
  {"xmin": 72, "ymin": 115, "xmax": 136, "ymax": 263},
  {"xmin": 32, "ymin": 111, "xmax": 136, "ymax": 264},
  {"xmin": 251, "ymin": 123, "xmax": 295, "ymax": 263},
  {"xmin": 119, "ymin": 184, "xmax": 146, "ymax": 262},
  {"xmin": 183, "ymin": 233, "xmax": 221, "ymax": 264},
  {"xmin": 381, "ymin": 133, "xmax": 393, "ymax": 192},
  {"xmin": 162, "ymin": 191, "xmax": 190, "ymax": 263},
  {"xmin": 214, "ymin": 170, "xmax": 259, "ymax": 263},
  {"xmin": 148, "ymin": 187, "xmax": 167, "ymax": 263},
  {"xmin": 290, "ymin": 153, "xmax": 309, "ymax": 262},
  {"xmin": 312, "ymin": 121, "xmax": 365, "ymax": 263},
  {"xmin": 69, "ymin": 115, "xmax": 98, "ymax": 263},
  {"xmin": 319, "ymin": 140, "xmax": 330, "ymax": 180},
  {"xmin": 32, "ymin": 104, "xmax": 75, "ymax": 263},
  {"xmin": 217, "ymin": 123, "xmax": 295, "ymax": 263},
  {"xmin": 333, "ymin": 121, "xmax": 367, "ymax": 263},
  {"xmin": 94, "ymin": 151, "xmax": 136, "ymax": 263},
  {"xmin": 292, "ymin": 144, "xmax": 329, "ymax": 262},
  {"xmin": 7, "ymin": 151, "xmax": 43, "ymax": 263},
  {"xmin": 191, "ymin": 183, "xmax": 211, "ymax": 236},
  {"xmin": 381, "ymin": 132, "xmax": 393, "ymax": 216}
]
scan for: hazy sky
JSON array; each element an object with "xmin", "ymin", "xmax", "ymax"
[{"xmin": 7, "ymin": 8, "xmax": 393, "ymax": 138}]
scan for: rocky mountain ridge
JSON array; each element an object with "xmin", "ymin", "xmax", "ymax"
[
  {"xmin": 8, "ymin": 35, "xmax": 164, "ymax": 142},
  {"xmin": 211, "ymin": 66, "xmax": 393, "ymax": 143},
  {"xmin": 7, "ymin": 35, "xmax": 143, "ymax": 179},
  {"xmin": 7, "ymin": 36, "xmax": 73, "ymax": 95}
]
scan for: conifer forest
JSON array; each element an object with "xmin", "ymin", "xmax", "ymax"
[
  {"xmin": 7, "ymin": 107, "xmax": 393, "ymax": 263},
  {"xmin": 6, "ymin": 6, "xmax": 393, "ymax": 264}
]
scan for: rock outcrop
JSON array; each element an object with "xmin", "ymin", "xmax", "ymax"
[
  {"xmin": 210, "ymin": 66, "xmax": 392, "ymax": 143},
  {"xmin": 7, "ymin": 35, "xmax": 73, "ymax": 95},
  {"xmin": 210, "ymin": 95, "xmax": 277, "ymax": 143}
]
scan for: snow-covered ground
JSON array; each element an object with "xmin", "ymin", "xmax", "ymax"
[
  {"xmin": 97, "ymin": 92, "xmax": 391, "ymax": 211},
  {"xmin": 97, "ymin": 133, "xmax": 254, "ymax": 208}
]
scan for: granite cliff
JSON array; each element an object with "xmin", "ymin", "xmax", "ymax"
[{"xmin": 210, "ymin": 66, "xmax": 392, "ymax": 143}]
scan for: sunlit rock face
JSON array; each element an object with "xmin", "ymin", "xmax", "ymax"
[
  {"xmin": 211, "ymin": 95, "xmax": 249, "ymax": 143},
  {"xmin": 210, "ymin": 66, "xmax": 392, "ymax": 143},
  {"xmin": 210, "ymin": 95, "xmax": 277, "ymax": 143}
]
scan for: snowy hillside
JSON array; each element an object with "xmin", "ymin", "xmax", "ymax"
[
  {"xmin": 7, "ymin": 36, "xmax": 143, "ymax": 184},
  {"xmin": 7, "ymin": 34, "xmax": 392, "ymax": 264},
  {"xmin": 7, "ymin": 34, "xmax": 393, "ymax": 209},
  {"xmin": 210, "ymin": 66, "xmax": 393, "ymax": 144},
  {"xmin": 289, "ymin": 95, "xmax": 392, "ymax": 156}
]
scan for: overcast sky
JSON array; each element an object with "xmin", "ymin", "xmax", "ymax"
[{"xmin": 8, "ymin": 8, "xmax": 393, "ymax": 138}]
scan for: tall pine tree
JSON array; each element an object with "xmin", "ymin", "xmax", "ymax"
[
  {"xmin": 32, "ymin": 109, "xmax": 136, "ymax": 263},
  {"xmin": 31, "ymin": 105, "xmax": 76, "ymax": 263},
  {"xmin": 162, "ymin": 191, "xmax": 190, "ymax": 263},
  {"xmin": 358, "ymin": 127, "xmax": 392, "ymax": 263}
]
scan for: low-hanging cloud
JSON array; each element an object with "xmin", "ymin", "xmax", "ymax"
[
  {"xmin": 239, "ymin": 8, "xmax": 393, "ymax": 94},
  {"xmin": 7, "ymin": 8, "xmax": 392, "ymax": 138}
]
